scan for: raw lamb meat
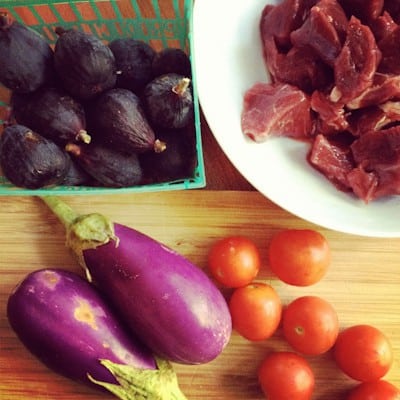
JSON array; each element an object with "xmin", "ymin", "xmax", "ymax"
[
  {"xmin": 290, "ymin": 0, "xmax": 348, "ymax": 66},
  {"xmin": 331, "ymin": 16, "xmax": 381, "ymax": 105},
  {"xmin": 242, "ymin": 0, "xmax": 400, "ymax": 202},
  {"xmin": 349, "ymin": 127, "xmax": 400, "ymax": 201},
  {"xmin": 241, "ymin": 82, "xmax": 313, "ymax": 141},
  {"xmin": 309, "ymin": 134, "xmax": 354, "ymax": 190}
]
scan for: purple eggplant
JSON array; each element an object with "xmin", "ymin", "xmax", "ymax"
[
  {"xmin": 7, "ymin": 268, "xmax": 187, "ymax": 399},
  {"xmin": 40, "ymin": 196, "xmax": 232, "ymax": 365}
]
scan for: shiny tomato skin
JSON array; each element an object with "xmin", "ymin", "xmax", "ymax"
[
  {"xmin": 268, "ymin": 229, "xmax": 331, "ymax": 286},
  {"xmin": 258, "ymin": 351, "xmax": 315, "ymax": 400},
  {"xmin": 334, "ymin": 324, "xmax": 393, "ymax": 382},
  {"xmin": 208, "ymin": 236, "xmax": 261, "ymax": 288},
  {"xmin": 282, "ymin": 295, "xmax": 339, "ymax": 355},
  {"xmin": 347, "ymin": 380, "xmax": 400, "ymax": 400},
  {"xmin": 229, "ymin": 282, "xmax": 282, "ymax": 341}
]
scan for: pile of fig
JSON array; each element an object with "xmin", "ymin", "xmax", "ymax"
[{"xmin": 0, "ymin": 12, "xmax": 197, "ymax": 189}]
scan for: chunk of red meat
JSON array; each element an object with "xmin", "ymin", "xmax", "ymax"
[
  {"xmin": 349, "ymin": 126, "xmax": 400, "ymax": 201},
  {"xmin": 379, "ymin": 101, "xmax": 400, "ymax": 121},
  {"xmin": 378, "ymin": 26, "xmax": 400, "ymax": 75},
  {"xmin": 347, "ymin": 166, "xmax": 379, "ymax": 202},
  {"xmin": 260, "ymin": 0, "xmax": 317, "ymax": 51},
  {"xmin": 339, "ymin": 0, "xmax": 384, "ymax": 23},
  {"xmin": 311, "ymin": 90, "xmax": 349, "ymax": 135},
  {"xmin": 346, "ymin": 73, "xmax": 400, "ymax": 109},
  {"xmin": 347, "ymin": 106, "xmax": 393, "ymax": 136},
  {"xmin": 291, "ymin": 0, "xmax": 348, "ymax": 66},
  {"xmin": 370, "ymin": 11, "xmax": 398, "ymax": 42},
  {"xmin": 241, "ymin": 82, "xmax": 314, "ymax": 142},
  {"xmin": 351, "ymin": 126, "xmax": 400, "ymax": 165},
  {"xmin": 308, "ymin": 134, "xmax": 355, "ymax": 190},
  {"xmin": 263, "ymin": 37, "xmax": 332, "ymax": 93},
  {"xmin": 331, "ymin": 16, "xmax": 381, "ymax": 104}
]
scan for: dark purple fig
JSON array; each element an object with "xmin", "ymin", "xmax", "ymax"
[
  {"xmin": 66, "ymin": 142, "xmax": 143, "ymax": 188},
  {"xmin": 61, "ymin": 156, "xmax": 93, "ymax": 186},
  {"xmin": 109, "ymin": 38, "xmax": 156, "ymax": 94},
  {"xmin": 0, "ymin": 124, "xmax": 70, "ymax": 189},
  {"xmin": 139, "ymin": 126, "xmax": 197, "ymax": 183},
  {"xmin": 87, "ymin": 88, "xmax": 165, "ymax": 154},
  {"xmin": 142, "ymin": 73, "xmax": 194, "ymax": 129},
  {"xmin": 152, "ymin": 47, "xmax": 192, "ymax": 78},
  {"xmin": 0, "ymin": 12, "xmax": 55, "ymax": 93},
  {"xmin": 54, "ymin": 27, "xmax": 117, "ymax": 100},
  {"xmin": 11, "ymin": 87, "xmax": 90, "ymax": 145}
]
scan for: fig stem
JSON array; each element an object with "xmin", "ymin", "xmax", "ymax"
[
  {"xmin": 76, "ymin": 129, "xmax": 91, "ymax": 144},
  {"xmin": 154, "ymin": 139, "xmax": 167, "ymax": 153},
  {"xmin": 172, "ymin": 78, "xmax": 190, "ymax": 96},
  {"xmin": 65, "ymin": 143, "xmax": 82, "ymax": 157},
  {"xmin": 0, "ymin": 12, "xmax": 12, "ymax": 30}
]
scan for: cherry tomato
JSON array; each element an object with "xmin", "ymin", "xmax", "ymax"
[
  {"xmin": 268, "ymin": 229, "xmax": 331, "ymax": 286},
  {"xmin": 258, "ymin": 351, "xmax": 315, "ymax": 400},
  {"xmin": 208, "ymin": 236, "xmax": 261, "ymax": 288},
  {"xmin": 334, "ymin": 324, "xmax": 393, "ymax": 382},
  {"xmin": 347, "ymin": 380, "xmax": 400, "ymax": 400},
  {"xmin": 228, "ymin": 282, "xmax": 282, "ymax": 341},
  {"xmin": 282, "ymin": 295, "xmax": 339, "ymax": 355}
]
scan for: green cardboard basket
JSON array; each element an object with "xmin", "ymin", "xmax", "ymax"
[{"xmin": 0, "ymin": 0, "xmax": 205, "ymax": 195}]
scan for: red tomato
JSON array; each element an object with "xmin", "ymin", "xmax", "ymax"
[
  {"xmin": 347, "ymin": 380, "xmax": 400, "ymax": 400},
  {"xmin": 334, "ymin": 324, "xmax": 393, "ymax": 382},
  {"xmin": 228, "ymin": 282, "xmax": 282, "ymax": 341},
  {"xmin": 268, "ymin": 229, "xmax": 331, "ymax": 286},
  {"xmin": 208, "ymin": 236, "xmax": 261, "ymax": 288},
  {"xmin": 282, "ymin": 295, "xmax": 339, "ymax": 355},
  {"xmin": 258, "ymin": 351, "xmax": 315, "ymax": 400}
]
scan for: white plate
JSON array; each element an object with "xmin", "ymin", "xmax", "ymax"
[{"xmin": 192, "ymin": 0, "xmax": 400, "ymax": 238}]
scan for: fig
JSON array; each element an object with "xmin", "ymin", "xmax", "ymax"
[
  {"xmin": 61, "ymin": 156, "xmax": 93, "ymax": 186},
  {"xmin": 152, "ymin": 47, "xmax": 192, "ymax": 78},
  {"xmin": 54, "ymin": 27, "xmax": 117, "ymax": 100},
  {"xmin": 87, "ymin": 88, "xmax": 165, "ymax": 154},
  {"xmin": 0, "ymin": 12, "xmax": 55, "ymax": 93},
  {"xmin": 142, "ymin": 73, "xmax": 194, "ymax": 129},
  {"xmin": 0, "ymin": 124, "xmax": 70, "ymax": 189},
  {"xmin": 66, "ymin": 142, "xmax": 143, "ymax": 188},
  {"xmin": 11, "ymin": 87, "xmax": 90, "ymax": 145},
  {"xmin": 109, "ymin": 38, "xmax": 156, "ymax": 94},
  {"xmin": 139, "ymin": 126, "xmax": 197, "ymax": 183}
]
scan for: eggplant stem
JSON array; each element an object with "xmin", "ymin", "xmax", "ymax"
[
  {"xmin": 39, "ymin": 196, "xmax": 118, "ymax": 281},
  {"xmin": 88, "ymin": 357, "xmax": 188, "ymax": 400},
  {"xmin": 40, "ymin": 195, "xmax": 79, "ymax": 229}
]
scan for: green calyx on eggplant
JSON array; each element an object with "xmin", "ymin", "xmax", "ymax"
[
  {"xmin": 11, "ymin": 87, "xmax": 90, "ymax": 145},
  {"xmin": 7, "ymin": 268, "xmax": 188, "ymax": 400},
  {"xmin": 0, "ymin": 12, "xmax": 55, "ymax": 93},
  {"xmin": 40, "ymin": 196, "xmax": 232, "ymax": 365},
  {"xmin": 0, "ymin": 124, "xmax": 70, "ymax": 189},
  {"xmin": 143, "ymin": 73, "xmax": 194, "ymax": 129},
  {"xmin": 87, "ymin": 87, "xmax": 166, "ymax": 154},
  {"xmin": 109, "ymin": 38, "xmax": 156, "ymax": 94},
  {"xmin": 54, "ymin": 27, "xmax": 117, "ymax": 100},
  {"xmin": 66, "ymin": 142, "xmax": 143, "ymax": 188}
]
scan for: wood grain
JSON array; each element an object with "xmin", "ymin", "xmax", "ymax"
[{"xmin": 0, "ymin": 192, "xmax": 399, "ymax": 400}]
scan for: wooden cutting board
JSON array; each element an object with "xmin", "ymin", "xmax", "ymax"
[{"xmin": 1, "ymin": 191, "xmax": 399, "ymax": 400}]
